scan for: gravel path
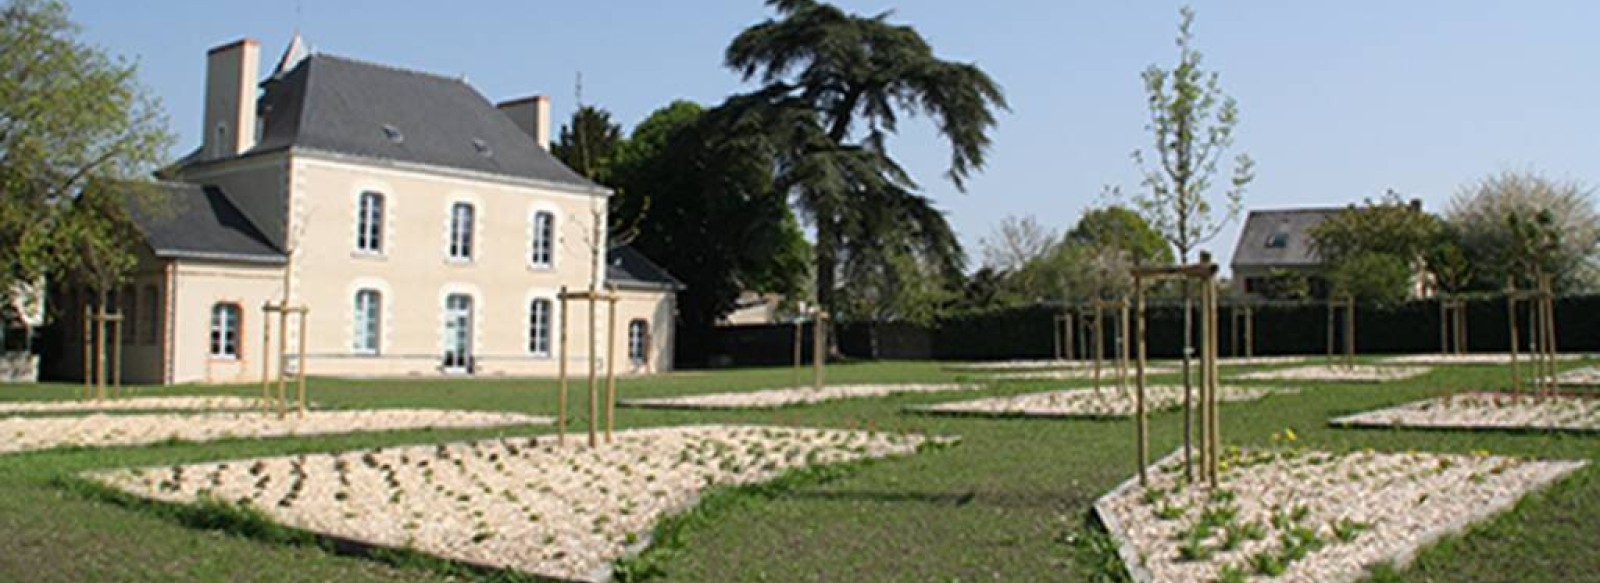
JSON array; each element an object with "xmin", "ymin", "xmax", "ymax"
[
  {"xmin": 0, "ymin": 396, "xmax": 287, "ymax": 415},
  {"xmin": 1382, "ymin": 353, "xmax": 1589, "ymax": 366},
  {"xmin": 1330, "ymin": 392, "xmax": 1600, "ymax": 432},
  {"xmin": 1095, "ymin": 448, "xmax": 1586, "ymax": 582},
  {"xmin": 1232, "ymin": 365, "xmax": 1431, "ymax": 383},
  {"xmin": 908, "ymin": 385, "xmax": 1290, "ymax": 418},
  {"xmin": 1550, "ymin": 366, "xmax": 1600, "ymax": 386},
  {"xmin": 86, "ymin": 425, "xmax": 943, "ymax": 582},
  {"xmin": 986, "ymin": 366, "xmax": 1179, "ymax": 381},
  {"xmin": 0, "ymin": 409, "xmax": 551, "ymax": 455},
  {"xmin": 943, "ymin": 360, "xmax": 1094, "ymax": 372},
  {"xmin": 619, "ymin": 383, "xmax": 980, "ymax": 410}
]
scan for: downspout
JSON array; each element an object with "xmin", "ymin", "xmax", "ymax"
[{"xmin": 162, "ymin": 260, "xmax": 177, "ymax": 385}]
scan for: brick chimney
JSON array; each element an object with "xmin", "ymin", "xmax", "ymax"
[
  {"xmin": 496, "ymin": 95, "xmax": 551, "ymax": 151},
  {"xmin": 203, "ymin": 38, "xmax": 260, "ymax": 160}
]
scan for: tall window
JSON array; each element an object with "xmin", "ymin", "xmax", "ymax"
[
  {"xmin": 530, "ymin": 211, "xmax": 554, "ymax": 267},
  {"xmin": 628, "ymin": 319, "xmax": 649, "ymax": 363},
  {"xmin": 142, "ymin": 285, "xmax": 160, "ymax": 344},
  {"xmin": 353, "ymin": 289, "xmax": 382, "ymax": 354},
  {"xmin": 528, "ymin": 298, "xmax": 553, "ymax": 356},
  {"xmin": 449, "ymin": 203, "xmax": 475, "ymax": 260},
  {"xmin": 357, "ymin": 191, "xmax": 385, "ymax": 253},
  {"xmin": 209, "ymin": 303, "xmax": 241, "ymax": 358}
]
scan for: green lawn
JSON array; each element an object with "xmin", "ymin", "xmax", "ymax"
[{"xmin": 0, "ymin": 360, "xmax": 1595, "ymax": 582}]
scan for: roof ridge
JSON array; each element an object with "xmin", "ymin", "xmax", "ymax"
[{"xmin": 310, "ymin": 52, "xmax": 473, "ymax": 88}]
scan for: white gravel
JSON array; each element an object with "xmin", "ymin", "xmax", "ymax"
[
  {"xmin": 943, "ymin": 360, "xmax": 1094, "ymax": 372},
  {"xmin": 1549, "ymin": 366, "xmax": 1600, "ymax": 386},
  {"xmin": 620, "ymin": 383, "xmax": 981, "ymax": 410},
  {"xmin": 909, "ymin": 385, "xmax": 1291, "ymax": 418},
  {"xmin": 1095, "ymin": 448, "xmax": 1586, "ymax": 583},
  {"xmin": 0, "ymin": 396, "xmax": 288, "ymax": 415},
  {"xmin": 1381, "ymin": 353, "xmax": 1589, "ymax": 366},
  {"xmin": 85, "ymin": 425, "xmax": 943, "ymax": 582},
  {"xmin": 986, "ymin": 366, "xmax": 1179, "ymax": 381},
  {"xmin": 1232, "ymin": 365, "xmax": 1431, "ymax": 383},
  {"xmin": 0, "ymin": 409, "xmax": 551, "ymax": 455},
  {"xmin": 1330, "ymin": 392, "xmax": 1600, "ymax": 432}
]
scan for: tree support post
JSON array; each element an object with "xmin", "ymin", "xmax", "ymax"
[
  {"xmin": 605, "ymin": 286, "xmax": 619, "ymax": 444},
  {"xmin": 557, "ymin": 286, "xmax": 569, "ymax": 444},
  {"xmin": 1134, "ymin": 276, "xmax": 1149, "ymax": 487}
]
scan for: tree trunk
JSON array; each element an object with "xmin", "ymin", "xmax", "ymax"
[
  {"xmin": 814, "ymin": 216, "xmax": 841, "ymax": 358},
  {"xmin": 1179, "ymin": 250, "xmax": 1194, "ymax": 484}
]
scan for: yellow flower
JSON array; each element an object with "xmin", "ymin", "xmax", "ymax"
[{"xmin": 1284, "ymin": 428, "xmax": 1298, "ymax": 442}]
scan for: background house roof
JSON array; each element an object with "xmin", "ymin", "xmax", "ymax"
[
  {"xmin": 607, "ymin": 246, "xmax": 684, "ymax": 291},
  {"xmin": 130, "ymin": 182, "xmax": 286, "ymax": 264},
  {"xmin": 242, "ymin": 54, "xmax": 596, "ymax": 190},
  {"xmin": 1230, "ymin": 207, "xmax": 1342, "ymax": 268}
]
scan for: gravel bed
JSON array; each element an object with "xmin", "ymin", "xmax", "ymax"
[
  {"xmin": 1549, "ymin": 366, "xmax": 1600, "ymax": 386},
  {"xmin": 986, "ymin": 367, "xmax": 1179, "ymax": 381},
  {"xmin": 0, "ymin": 409, "xmax": 551, "ymax": 455},
  {"xmin": 1381, "ymin": 353, "xmax": 1589, "ymax": 366},
  {"xmin": 1232, "ymin": 365, "xmax": 1431, "ymax": 383},
  {"xmin": 1329, "ymin": 392, "xmax": 1600, "ymax": 433},
  {"xmin": 908, "ymin": 385, "xmax": 1291, "ymax": 418},
  {"xmin": 619, "ymin": 383, "xmax": 980, "ymax": 410},
  {"xmin": 85, "ymin": 425, "xmax": 943, "ymax": 582},
  {"xmin": 1095, "ymin": 447, "xmax": 1586, "ymax": 582},
  {"xmin": 0, "ymin": 396, "xmax": 288, "ymax": 415},
  {"xmin": 943, "ymin": 360, "xmax": 1094, "ymax": 372}
]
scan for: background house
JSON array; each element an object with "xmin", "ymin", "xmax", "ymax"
[
  {"xmin": 1230, "ymin": 207, "xmax": 1340, "ymax": 299},
  {"xmin": 43, "ymin": 38, "xmax": 680, "ymax": 384}
]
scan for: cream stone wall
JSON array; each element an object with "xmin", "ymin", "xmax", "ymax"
[
  {"xmin": 167, "ymin": 261, "xmax": 286, "ymax": 385},
  {"xmin": 276, "ymin": 153, "xmax": 673, "ymax": 378}
]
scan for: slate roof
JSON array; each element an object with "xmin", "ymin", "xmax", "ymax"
[
  {"xmin": 131, "ymin": 182, "xmax": 285, "ymax": 264},
  {"xmin": 607, "ymin": 246, "xmax": 684, "ymax": 291},
  {"xmin": 1230, "ymin": 207, "xmax": 1342, "ymax": 268},
  {"xmin": 217, "ymin": 53, "xmax": 598, "ymax": 191}
]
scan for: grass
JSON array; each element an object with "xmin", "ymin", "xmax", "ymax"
[{"xmin": 0, "ymin": 358, "xmax": 1595, "ymax": 581}]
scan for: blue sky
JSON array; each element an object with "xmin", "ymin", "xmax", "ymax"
[{"xmin": 66, "ymin": 1, "xmax": 1600, "ymax": 273}]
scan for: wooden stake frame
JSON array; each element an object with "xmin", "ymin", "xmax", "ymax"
[
  {"xmin": 1229, "ymin": 304, "xmax": 1255, "ymax": 358},
  {"xmin": 1506, "ymin": 275, "xmax": 1558, "ymax": 399},
  {"xmin": 557, "ymin": 286, "xmax": 622, "ymax": 447},
  {"xmin": 260, "ymin": 303, "xmax": 310, "ymax": 418},
  {"xmin": 1053, "ymin": 311, "xmax": 1076, "ymax": 362},
  {"xmin": 1325, "ymin": 295, "xmax": 1356, "ymax": 368},
  {"xmin": 80, "ymin": 300, "xmax": 124, "ymax": 401},
  {"xmin": 1439, "ymin": 296, "xmax": 1468, "ymax": 355},
  {"xmin": 1130, "ymin": 252, "xmax": 1222, "ymax": 488}
]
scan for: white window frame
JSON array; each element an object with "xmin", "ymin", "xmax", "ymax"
[
  {"xmin": 353, "ymin": 289, "xmax": 382, "ymax": 355},
  {"xmin": 628, "ymin": 319, "xmax": 648, "ymax": 364},
  {"xmin": 209, "ymin": 303, "xmax": 241, "ymax": 359},
  {"xmin": 449, "ymin": 202, "xmax": 475, "ymax": 261},
  {"xmin": 357, "ymin": 191, "xmax": 385, "ymax": 253},
  {"xmin": 530, "ymin": 210, "xmax": 555, "ymax": 268},
  {"xmin": 529, "ymin": 298, "xmax": 553, "ymax": 356}
]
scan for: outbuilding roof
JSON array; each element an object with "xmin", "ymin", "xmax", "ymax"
[
  {"xmin": 131, "ymin": 182, "xmax": 286, "ymax": 264},
  {"xmin": 1230, "ymin": 207, "xmax": 1341, "ymax": 268},
  {"xmin": 607, "ymin": 246, "xmax": 685, "ymax": 291}
]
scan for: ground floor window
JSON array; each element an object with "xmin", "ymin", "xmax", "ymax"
[
  {"xmin": 354, "ymin": 289, "xmax": 382, "ymax": 354},
  {"xmin": 209, "ymin": 303, "xmax": 241, "ymax": 358},
  {"xmin": 628, "ymin": 319, "xmax": 648, "ymax": 363},
  {"xmin": 529, "ymin": 298, "xmax": 552, "ymax": 356}
]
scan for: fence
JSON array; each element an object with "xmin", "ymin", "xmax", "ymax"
[{"xmin": 693, "ymin": 294, "xmax": 1600, "ymax": 367}]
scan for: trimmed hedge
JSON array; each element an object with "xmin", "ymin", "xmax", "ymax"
[{"xmin": 695, "ymin": 294, "xmax": 1600, "ymax": 367}]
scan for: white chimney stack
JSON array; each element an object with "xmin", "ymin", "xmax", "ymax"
[
  {"xmin": 496, "ymin": 95, "xmax": 551, "ymax": 151},
  {"xmin": 203, "ymin": 38, "xmax": 260, "ymax": 160}
]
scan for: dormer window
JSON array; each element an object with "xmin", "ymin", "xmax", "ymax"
[
  {"xmin": 472, "ymin": 138, "xmax": 492, "ymax": 158},
  {"xmin": 381, "ymin": 124, "xmax": 404, "ymax": 144},
  {"xmin": 1265, "ymin": 232, "xmax": 1289, "ymax": 249}
]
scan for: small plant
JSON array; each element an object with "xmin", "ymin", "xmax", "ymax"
[
  {"xmin": 1249, "ymin": 550, "xmax": 1285, "ymax": 576},
  {"xmin": 1155, "ymin": 501, "xmax": 1187, "ymax": 521},
  {"xmin": 1332, "ymin": 518, "xmax": 1370, "ymax": 543},
  {"xmin": 1216, "ymin": 563, "xmax": 1249, "ymax": 583}
]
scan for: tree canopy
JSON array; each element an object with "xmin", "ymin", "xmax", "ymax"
[
  {"xmin": 0, "ymin": 0, "xmax": 172, "ymax": 305},
  {"xmin": 722, "ymin": 0, "xmax": 1007, "ymax": 320},
  {"xmin": 550, "ymin": 105, "xmax": 623, "ymax": 184},
  {"xmin": 1446, "ymin": 171, "xmax": 1599, "ymax": 292},
  {"xmin": 1308, "ymin": 193, "xmax": 1439, "ymax": 302}
]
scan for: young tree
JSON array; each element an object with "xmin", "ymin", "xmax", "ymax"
[
  {"xmin": 1446, "ymin": 171, "xmax": 1599, "ymax": 292},
  {"xmin": 0, "ymin": 0, "xmax": 171, "ymax": 313},
  {"xmin": 1129, "ymin": 6, "xmax": 1253, "ymax": 454},
  {"xmin": 723, "ymin": 0, "xmax": 1008, "ymax": 324}
]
